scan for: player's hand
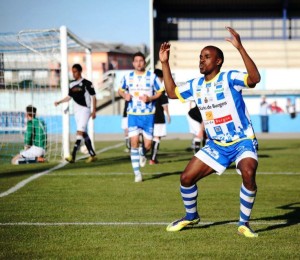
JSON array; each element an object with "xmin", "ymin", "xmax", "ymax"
[
  {"xmin": 225, "ymin": 26, "xmax": 242, "ymax": 50},
  {"xmin": 124, "ymin": 93, "xmax": 132, "ymax": 101},
  {"xmin": 141, "ymin": 95, "xmax": 152, "ymax": 103},
  {"xmin": 159, "ymin": 42, "xmax": 171, "ymax": 63},
  {"xmin": 91, "ymin": 111, "xmax": 96, "ymax": 119},
  {"xmin": 167, "ymin": 115, "xmax": 171, "ymax": 124},
  {"xmin": 54, "ymin": 101, "xmax": 59, "ymax": 106}
]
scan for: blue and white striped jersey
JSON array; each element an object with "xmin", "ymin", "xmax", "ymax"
[
  {"xmin": 176, "ymin": 70, "xmax": 256, "ymax": 145},
  {"xmin": 119, "ymin": 71, "xmax": 164, "ymax": 115}
]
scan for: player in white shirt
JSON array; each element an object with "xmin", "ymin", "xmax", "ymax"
[
  {"xmin": 159, "ymin": 27, "xmax": 261, "ymax": 238},
  {"xmin": 118, "ymin": 52, "xmax": 164, "ymax": 182}
]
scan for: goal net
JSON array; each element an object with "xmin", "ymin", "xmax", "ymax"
[{"xmin": 0, "ymin": 26, "xmax": 93, "ymax": 164}]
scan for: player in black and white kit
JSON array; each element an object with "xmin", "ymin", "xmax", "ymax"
[
  {"xmin": 149, "ymin": 69, "xmax": 171, "ymax": 164},
  {"xmin": 55, "ymin": 64, "xmax": 97, "ymax": 163},
  {"xmin": 187, "ymin": 104, "xmax": 206, "ymax": 154}
]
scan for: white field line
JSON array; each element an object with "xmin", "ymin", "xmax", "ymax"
[
  {"xmin": 0, "ymin": 143, "xmax": 123, "ymax": 198},
  {"xmin": 46, "ymin": 171, "xmax": 300, "ymax": 176},
  {"xmin": 0, "ymin": 221, "xmax": 293, "ymax": 226}
]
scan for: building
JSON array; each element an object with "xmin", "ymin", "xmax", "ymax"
[{"xmin": 68, "ymin": 42, "xmax": 147, "ymax": 89}]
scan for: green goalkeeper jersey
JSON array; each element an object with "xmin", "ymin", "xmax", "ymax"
[{"xmin": 24, "ymin": 118, "xmax": 47, "ymax": 150}]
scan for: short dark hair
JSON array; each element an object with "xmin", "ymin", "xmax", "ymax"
[
  {"xmin": 154, "ymin": 68, "xmax": 163, "ymax": 78},
  {"xmin": 205, "ymin": 45, "xmax": 224, "ymax": 68},
  {"xmin": 26, "ymin": 105, "xmax": 37, "ymax": 117},
  {"xmin": 72, "ymin": 63, "xmax": 83, "ymax": 72},
  {"xmin": 132, "ymin": 52, "xmax": 145, "ymax": 61}
]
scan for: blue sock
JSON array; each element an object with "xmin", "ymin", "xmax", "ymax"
[
  {"xmin": 180, "ymin": 184, "xmax": 199, "ymax": 220},
  {"xmin": 239, "ymin": 183, "xmax": 257, "ymax": 226},
  {"xmin": 130, "ymin": 148, "xmax": 140, "ymax": 176}
]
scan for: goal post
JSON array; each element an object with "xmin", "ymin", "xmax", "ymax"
[
  {"xmin": 0, "ymin": 26, "xmax": 93, "ymax": 163},
  {"xmin": 59, "ymin": 26, "xmax": 94, "ymax": 158}
]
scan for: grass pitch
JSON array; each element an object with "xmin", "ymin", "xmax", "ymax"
[{"xmin": 0, "ymin": 139, "xmax": 300, "ymax": 259}]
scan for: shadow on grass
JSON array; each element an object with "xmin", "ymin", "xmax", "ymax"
[
  {"xmin": 0, "ymin": 163, "xmax": 58, "ymax": 178},
  {"xmin": 180, "ymin": 202, "xmax": 300, "ymax": 233},
  {"xmin": 258, "ymin": 147, "xmax": 287, "ymax": 151},
  {"xmin": 258, "ymin": 154, "xmax": 271, "ymax": 158},
  {"xmin": 182, "ymin": 219, "xmax": 238, "ymax": 231},
  {"xmin": 253, "ymin": 202, "xmax": 300, "ymax": 233},
  {"xmin": 145, "ymin": 171, "xmax": 182, "ymax": 181},
  {"xmin": 0, "ymin": 154, "xmax": 132, "ymax": 177}
]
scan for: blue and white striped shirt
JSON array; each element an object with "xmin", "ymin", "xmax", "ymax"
[
  {"xmin": 119, "ymin": 71, "xmax": 164, "ymax": 115},
  {"xmin": 176, "ymin": 70, "xmax": 256, "ymax": 145}
]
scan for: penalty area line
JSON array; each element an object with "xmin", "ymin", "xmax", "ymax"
[{"xmin": 0, "ymin": 142, "xmax": 123, "ymax": 198}]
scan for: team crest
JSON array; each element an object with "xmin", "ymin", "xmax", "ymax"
[{"xmin": 205, "ymin": 111, "xmax": 213, "ymax": 120}]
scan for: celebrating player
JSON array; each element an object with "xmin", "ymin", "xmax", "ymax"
[
  {"xmin": 118, "ymin": 52, "xmax": 164, "ymax": 182},
  {"xmin": 55, "ymin": 63, "xmax": 97, "ymax": 163},
  {"xmin": 159, "ymin": 26, "xmax": 261, "ymax": 237}
]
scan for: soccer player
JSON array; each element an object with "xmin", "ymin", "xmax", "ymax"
[
  {"xmin": 121, "ymin": 100, "xmax": 131, "ymax": 152},
  {"xmin": 159, "ymin": 26, "xmax": 261, "ymax": 237},
  {"xmin": 11, "ymin": 105, "xmax": 47, "ymax": 164},
  {"xmin": 187, "ymin": 104, "xmax": 205, "ymax": 154},
  {"xmin": 150, "ymin": 69, "xmax": 171, "ymax": 165},
  {"xmin": 118, "ymin": 52, "xmax": 164, "ymax": 182},
  {"xmin": 55, "ymin": 63, "xmax": 97, "ymax": 163}
]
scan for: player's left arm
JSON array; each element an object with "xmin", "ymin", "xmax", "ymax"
[
  {"xmin": 91, "ymin": 95, "xmax": 97, "ymax": 119},
  {"xmin": 24, "ymin": 121, "xmax": 33, "ymax": 148},
  {"xmin": 163, "ymin": 104, "xmax": 171, "ymax": 123},
  {"xmin": 141, "ymin": 74, "xmax": 164, "ymax": 102},
  {"xmin": 225, "ymin": 26, "xmax": 260, "ymax": 88},
  {"xmin": 85, "ymin": 81, "xmax": 97, "ymax": 119},
  {"xmin": 141, "ymin": 91, "xmax": 162, "ymax": 103}
]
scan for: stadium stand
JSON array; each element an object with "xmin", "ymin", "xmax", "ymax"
[{"xmin": 162, "ymin": 40, "xmax": 300, "ymax": 70}]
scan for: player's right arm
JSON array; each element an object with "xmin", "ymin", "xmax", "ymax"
[
  {"xmin": 118, "ymin": 88, "xmax": 131, "ymax": 101},
  {"xmin": 118, "ymin": 75, "xmax": 131, "ymax": 101},
  {"xmin": 54, "ymin": 96, "xmax": 71, "ymax": 106},
  {"xmin": 159, "ymin": 42, "xmax": 177, "ymax": 99}
]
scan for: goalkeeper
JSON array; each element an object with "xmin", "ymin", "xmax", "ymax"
[{"xmin": 11, "ymin": 105, "xmax": 47, "ymax": 164}]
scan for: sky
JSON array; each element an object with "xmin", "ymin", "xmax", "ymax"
[{"xmin": 0, "ymin": 0, "xmax": 150, "ymax": 46}]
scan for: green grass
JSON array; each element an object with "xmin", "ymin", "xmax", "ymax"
[{"xmin": 0, "ymin": 139, "xmax": 300, "ymax": 259}]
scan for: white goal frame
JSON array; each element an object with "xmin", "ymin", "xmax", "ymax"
[
  {"xmin": 0, "ymin": 25, "xmax": 94, "ymax": 161},
  {"xmin": 59, "ymin": 26, "xmax": 94, "ymax": 158}
]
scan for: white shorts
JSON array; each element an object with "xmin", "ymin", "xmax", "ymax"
[
  {"xmin": 20, "ymin": 145, "xmax": 45, "ymax": 158},
  {"xmin": 195, "ymin": 139, "xmax": 258, "ymax": 175},
  {"xmin": 74, "ymin": 107, "xmax": 91, "ymax": 132},
  {"xmin": 128, "ymin": 129, "xmax": 152, "ymax": 140},
  {"xmin": 187, "ymin": 114, "xmax": 201, "ymax": 135},
  {"xmin": 121, "ymin": 117, "xmax": 128, "ymax": 130},
  {"xmin": 153, "ymin": 123, "xmax": 167, "ymax": 137}
]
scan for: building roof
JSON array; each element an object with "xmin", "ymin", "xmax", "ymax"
[
  {"xmin": 154, "ymin": 0, "xmax": 300, "ymax": 17},
  {"xmin": 89, "ymin": 42, "xmax": 146, "ymax": 54}
]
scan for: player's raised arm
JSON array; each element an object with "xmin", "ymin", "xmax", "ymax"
[
  {"xmin": 159, "ymin": 42, "xmax": 177, "ymax": 99},
  {"xmin": 225, "ymin": 26, "xmax": 261, "ymax": 88}
]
